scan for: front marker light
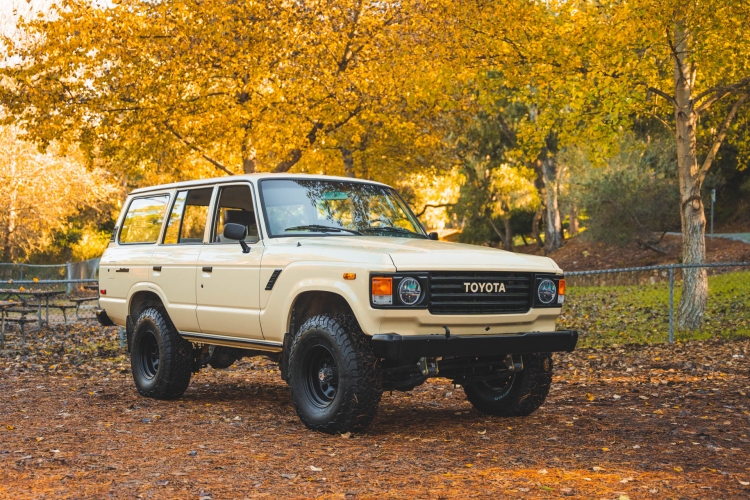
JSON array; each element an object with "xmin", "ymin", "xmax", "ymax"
[
  {"xmin": 557, "ymin": 279, "xmax": 565, "ymax": 304},
  {"xmin": 372, "ymin": 277, "xmax": 393, "ymax": 305}
]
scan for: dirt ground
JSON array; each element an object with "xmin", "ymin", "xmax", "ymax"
[
  {"xmin": 516, "ymin": 234, "xmax": 750, "ymax": 272},
  {"xmin": 0, "ymin": 328, "xmax": 748, "ymax": 499}
]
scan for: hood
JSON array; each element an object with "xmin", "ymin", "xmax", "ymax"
[{"xmin": 273, "ymin": 236, "xmax": 560, "ymax": 272}]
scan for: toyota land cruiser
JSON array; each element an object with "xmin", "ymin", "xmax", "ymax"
[{"xmin": 97, "ymin": 174, "xmax": 577, "ymax": 434}]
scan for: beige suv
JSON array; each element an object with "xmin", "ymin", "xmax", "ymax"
[{"xmin": 97, "ymin": 174, "xmax": 577, "ymax": 433}]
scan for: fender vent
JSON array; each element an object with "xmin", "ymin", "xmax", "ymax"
[{"xmin": 265, "ymin": 269, "xmax": 282, "ymax": 290}]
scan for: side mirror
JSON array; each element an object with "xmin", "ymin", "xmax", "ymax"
[
  {"xmin": 428, "ymin": 232, "xmax": 439, "ymax": 241},
  {"xmin": 224, "ymin": 223, "xmax": 250, "ymax": 253}
]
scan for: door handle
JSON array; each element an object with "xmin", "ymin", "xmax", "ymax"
[
  {"xmin": 202, "ymin": 266, "xmax": 213, "ymax": 273},
  {"xmin": 153, "ymin": 266, "xmax": 162, "ymax": 272},
  {"xmin": 115, "ymin": 268, "xmax": 129, "ymax": 273}
]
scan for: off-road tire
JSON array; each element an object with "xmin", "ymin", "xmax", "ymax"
[
  {"xmin": 288, "ymin": 314, "xmax": 383, "ymax": 434},
  {"xmin": 463, "ymin": 353, "xmax": 553, "ymax": 417},
  {"xmin": 131, "ymin": 307, "xmax": 193, "ymax": 400}
]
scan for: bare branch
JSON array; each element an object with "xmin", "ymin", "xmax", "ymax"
[
  {"xmin": 272, "ymin": 103, "xmax": 364, "ymax": 173},
  {"xmin": 640, "ymin": 83, "xmax": 676, "ymax": 105},
  {"xmin": 698, "ymin": 93, "xmax": 750, "ymax": 181},
  {"xmin": 164, "ymin": 122, "xmax": 234, "ymax": 175},
  {"xmin": 415, "ymin": 203, "xmax": 457, "ymax": 218},
  {"xmin": 694, "ymin": 76, "xmax": 750, "ymax": 114}
]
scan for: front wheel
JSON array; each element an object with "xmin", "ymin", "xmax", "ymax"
[
  {"xmin": 131, "ymin": 307, "xmax": 193, "ymax": 400},
  {"xmin": 463, "ymin": 352, "xmax": 553, "ymax": 417},
  {"xmin": 288, "ymin": 314, "xmax": 383, "ymax": 434}
]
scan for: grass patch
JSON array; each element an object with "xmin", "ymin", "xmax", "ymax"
[{"xmin": 559, "ymin": 270, "xmax": 750, "ymax": 348}]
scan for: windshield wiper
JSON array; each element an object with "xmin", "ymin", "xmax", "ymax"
[
  {"xmin": 284, "ymin": 224, "xmax": 362, "ymax": 235},
  {"xmin": 361, "ymin": 226, "xmax": 424, "ymax": 237}
]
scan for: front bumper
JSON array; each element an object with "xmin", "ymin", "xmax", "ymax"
[{"xmin": 370, "ymin": 330, "xmax": 578, "ymax": 360}]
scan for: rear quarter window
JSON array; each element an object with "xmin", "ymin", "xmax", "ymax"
[{"xmin": 118, "ymin": 194, "xmax": 170, "ymax": 244}]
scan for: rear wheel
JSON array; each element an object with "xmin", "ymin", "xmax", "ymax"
[
  {"xmin": 131, "ymin": 307, "xmax": 193, "ymax": 400},
  {"xmin": 463, "ymin": 352, "xmax": 553, "ymax": 417},
  {"xmin": 289, "ymin": 314, "xmax": 383, "ymax": 434}
]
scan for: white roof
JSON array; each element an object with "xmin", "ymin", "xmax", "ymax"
[{"xmin": 130, "ymin": 173, "xmax": 390, "ymax": 195}]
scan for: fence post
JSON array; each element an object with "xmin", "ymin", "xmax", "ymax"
[
  {"xmin": 66, "ymin": 262, "xmax": 72, "ymax": 295},
  {"xmin": 668, "ymin": 266, "xmax": 675, "ymax": 343}
]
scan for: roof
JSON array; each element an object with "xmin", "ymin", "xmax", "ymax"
[{"xmin": 129, "ymin": 173, "xmax": 390, "ymax": 195}]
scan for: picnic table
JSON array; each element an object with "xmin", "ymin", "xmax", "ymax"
[
  {"xmin": 0, "ymin": 289, "xmax": 66, "ymax": 327},
  {"xmin": 0, "ymin": 300, "xmax": 12, "ymax": 347}
]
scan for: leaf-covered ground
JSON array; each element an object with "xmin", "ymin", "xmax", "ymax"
[{"xmin": 1, "ymin": 325, "xmax": 749, "ymax": 498}]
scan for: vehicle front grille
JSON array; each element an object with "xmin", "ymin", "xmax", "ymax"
[{"xmin": 428, "ymin": 271, "xmax": 533, "ymax": 315}]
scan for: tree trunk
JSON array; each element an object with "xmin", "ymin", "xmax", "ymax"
[
  {"xmin": 341, "ymin": 147, "xmax": 356, "ymax": 178},
  {"xmin": 503, "ymin": 216, "xmax": 514, "ymax": 252},
  {"xmin": 569, "ymin": 204, "xmax": 579, "ymax": 235},
  {"xmin": 541, "ymin": 155, "xmax": 562, "ymax": 253},
  {"xmin": 673, "ymin": 22, "xmax": 708, "ymax": 331},
  {"xmin": 241, "ymin": 126, "xmax": 257, "ymax": 174},
  {"xmin": 487, "ymin": 217, "xmax": 508, "ymax": 249},
  {"xmin": 2, "ymin": 158, "xmax": 18, "ymax": 262},
  {"xmin": 531, "ymin": 207, "xmax": 543, "ymax": 249}
]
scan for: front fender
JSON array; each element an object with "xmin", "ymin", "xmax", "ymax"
[{"xmin": 259, "ymin": 262, "xmax": 393, "ymax": 342}]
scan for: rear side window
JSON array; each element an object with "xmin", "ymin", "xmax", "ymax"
[
  {"xmin": 118, "ymin": 195, "xmax": 170, "ymax": 244},
  {"xmin": 163, "ymin": 188, "xmax": 213, "ymax": 244}
]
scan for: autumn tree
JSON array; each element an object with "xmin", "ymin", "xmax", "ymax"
[
  {"xmin": 1, "ymin": 0, "xmax": 443, "ymax": 182},
  {"xmin": 573, "ymin": 0, "xmax": 750, "ymax": 329},
  {"xmin": 0, "ymin": 125, "xmax": 118, "ymax": 262}
]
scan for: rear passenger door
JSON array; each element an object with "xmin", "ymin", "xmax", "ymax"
[
  {"xmin": 196, "ymin": 183, "xmax": 265, "ymax": 340},
  {"xmin": 150, "ymin": 187, "xmax": 213, "ymax": 332}
]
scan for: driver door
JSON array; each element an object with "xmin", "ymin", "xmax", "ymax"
[{"xmin": 196, "ymin": 183, "xmax": 265, "ymax": 340}]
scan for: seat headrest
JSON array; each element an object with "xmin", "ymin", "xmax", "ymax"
[{"xmin": 224, "ymin": 210, "xmax": 255, "ymax": 226}]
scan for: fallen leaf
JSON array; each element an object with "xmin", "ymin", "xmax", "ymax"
[
  {"xmin": 310, "ymin": 466, "xmax": 322, "ymax": 472},
  {"xmin": 340, "ymin": 432, "xmax": 351, "ymax": 439},
  {"xmin": 674, "ymin": 466, "xmax": 683, "ymax": 472},
  {"xmin": 586, "ymin": 393, "xmax": 595, "ymax": 401}
]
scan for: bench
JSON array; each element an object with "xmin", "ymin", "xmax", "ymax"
[
  {"xmin": 50, "ymin": 304, "xmax": 79, "ymax": 325},
  {"xmin": 1, "ymin": 317, "xmax": 39, "ymax": 346},
  {"xmin": 70, "ymin": 297, "xmax": 98, "ymax": 320}
]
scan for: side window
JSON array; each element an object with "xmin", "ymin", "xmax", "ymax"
[
  {"xmin": 119, "ymin": 195, "xmax": 170, "ymax": 244},
  {"xmin": 212, "ymin": 185, "xmax": 259, "ymax": 243},
  {"xmin": 162, "ymin": 188, "xmax": 213, "ymax": 244}
]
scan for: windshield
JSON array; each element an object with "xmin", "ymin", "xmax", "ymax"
[{"xmin": 259, "ymin": 179, "xmax": 426, "ymax": 238}]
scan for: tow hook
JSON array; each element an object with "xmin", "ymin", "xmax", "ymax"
[
  {"xmin": 417, "ymin": 357, "xmax": 439, "ymax": 376},
  {"xmin": 504, "ymin": 354, "xmax": 524, "ymax": 372}
]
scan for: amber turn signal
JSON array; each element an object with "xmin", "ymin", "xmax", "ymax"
[
  {"xmin": 343, "ymin": 273, "xmax": 356, "ymax": 280},
  {"xmin": 371, "ymin": 277, "xmax": 392, "ymax": 296},
  {"xmin": 557, "ymin": 279, "xmax": 566, "ymax": 296}
]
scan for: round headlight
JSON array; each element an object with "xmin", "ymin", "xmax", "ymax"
[
  {"xmin": 398, "ymin": 277, "xmax": 422, "ymax": 305},
  {"xmin": 538, "ymin": 279, "xmax": 557, "ymax": 304}
]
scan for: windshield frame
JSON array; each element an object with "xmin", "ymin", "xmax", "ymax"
[{"xmin": 257, "ymin": 178, "xmax": 428, "ymax": 239}]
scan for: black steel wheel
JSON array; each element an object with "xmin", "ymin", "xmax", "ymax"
[
  {"xmin": 289, "ymin": 314, "xmax": 382, "ymax": 434},
  {"xmin": 130, "ymin": 307, "xmax": 193, "ymax": 400},
  {"xmin": 137, "ymin": 329, "xmax": 160, "ymax": 380},
  {"xmin": 463, "ymin": 353, "xmax": 553, "ymax": 417},
  {"xmin": 303, "ymin": 344, "xmax": 339, "ymax": 408}
]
